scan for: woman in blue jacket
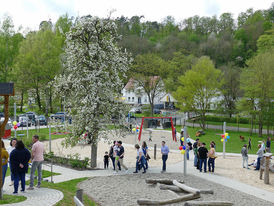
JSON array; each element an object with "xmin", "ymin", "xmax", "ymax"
[{"xmin": 10, "ymin": 140, "xmax": 31, "ymax": 194}]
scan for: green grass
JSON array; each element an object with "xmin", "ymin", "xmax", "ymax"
[
  {"xmin": 134, "ymin": 113, "xmax": 163, "ymax": 118},
  {"xmin": 5, "ymin": 169, "xmax": 60, "ymax": 178},
  {"xmin": 195, "ymin": 120, "xmax": 271, "ymax": 130},
  {"xmin": 0, "ymin": 194, "xmax": 26, "ymax": 205},
  {"xmin": 27, "ymin": 177, "xmax": 96, "ymax": 206},
  {"xmin": 12, "ymin": 127, "xmax": 68, "ymax": 142},
  {"xmin": 170, "ymin": 126, "xmax": 273, "ymax": 154}
]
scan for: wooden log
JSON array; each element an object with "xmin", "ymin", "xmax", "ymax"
[
  {"xmin": 137, "ymin": 193, "xmax": 200, "ymax": 205},
  {"xmin": 185, "ymin": 200, "xmax": 233, "ymax": 206},
  {"xmin": 160, "ymin": 184, "xmax": 213, "ymax": 194},
  {"xmin": 173, "ymin": 180, "xmax": 200, "ymax": 195},
  {"xmin": 146, "ymin": 179, "xmax": 184, "ymax": 185}
]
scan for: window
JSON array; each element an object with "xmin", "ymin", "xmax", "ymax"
[
  {"xmin": 128, "ymin": 97, "xmax": 131, "ymax": 102},
  {"xmin": 138, "ymin": 97, "xmax": 141, "ymax": 104},
  {"xmin": 132, "ymin": 97, "xmax": 134, "ymax": 102},
  {"xmin": 144, "ymin": 98, "xmax": 147, "ymax": 102}
]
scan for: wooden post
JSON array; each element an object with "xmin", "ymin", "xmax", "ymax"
[
  {"xmin": 0, "ymin": 83, "xmax": 14, "ymax": 199},
  {"xmin": 154, "ymin": 144, "xmax": 156, "ymax": 160},
  {"xmin": 76, "ymin": 189, "xmax": 83, "ymax": 203},
  {"xmin": 264, "ymin": 153, "xmax": 272, "ymax": 184},
  {"xmin": 0, "ymin": 96, "xmax": 10, "ymax": 199}
]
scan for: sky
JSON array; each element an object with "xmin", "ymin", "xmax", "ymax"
[{"xmin": 0, "ymin": 0, "xmax": 273, "ymax": 30}]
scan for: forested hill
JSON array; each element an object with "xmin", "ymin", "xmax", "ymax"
[{"xmin": 115, "ymin": 7, "xmax": 273, "ymax": 67}]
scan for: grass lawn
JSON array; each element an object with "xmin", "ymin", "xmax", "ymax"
[
  {"xmin": 170, "ymin": 126, "xmax": 273, "ymax": 154},
  {"xmin": 5, "ymin": 169, "xmax": 60, "ymax": 178},
  {"xmin": 26, "ymin": 178, "xmax": 96, "ymax": 206},
  {"xmin": 195, "ymin": 120, "xmax": 271, "ymax": 130},
  {"xmin": 0, "ymin": 194, "xmax": 26, "ymax": 205},
  {"xmin": 12, "ymin": 127, "xmax": 68, "ymax": 142}
]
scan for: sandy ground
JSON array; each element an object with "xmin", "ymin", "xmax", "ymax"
[
  {"xmin": 78, "ymin": 173, "xmax": 273, "ymax": 206},
  {"xmin": 42, "ymin": 129, "xmax": 274, "ymax": 193}
]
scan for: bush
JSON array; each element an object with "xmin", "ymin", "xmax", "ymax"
[
  {"xmin": 44, "ymin": 152, "xmax": 90, "ymax": 169},
  {"xmin": 205, "ymin": 115, "xmax": 249, "ymax": 124}
]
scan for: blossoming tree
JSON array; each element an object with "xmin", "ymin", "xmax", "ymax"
[{"xmin": 55, "ymin": 16, "xmax": 131, "ymax": 167}]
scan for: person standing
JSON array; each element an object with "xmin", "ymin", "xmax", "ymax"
[
  {"xmin": 103, "ymin": 151, "xmax": 109, "ymax": 169},
  {"xmin": 161, "ymin": 141, "xmax": 169, "ymax": 173},
  {"xmin": 1, "ymin": 140, "xmax": 9, "ymax": 186},
  {"xmin": 142, "ymin": 141, "xmax": 149, "ymax": 169},
  {"xmin": 115, "ymin": 141, "xmax": 128, "ymax": 173},
  {"xmin": 7, "ymin": 138, "xmax": 17, "ymax": 186},
  {"xmin": 180, "ymin": 130, "xmax": 184, "ymax": 146},
  {"xmin": 193, "ymin": 139, "xmax": 199, "ymax": 167},
  {"xmin": 255, "ymin": 144, "xmax": 264, "ymax": 171},
  {"xmin": 198, "ymin": 143, "xmax": 208, "ymax": 173},
  {"xmin": 109, "ymin": 141, "xmax": 120, "ymax": 171},
  {"xmin": 133, "ymin": 144, "xmax": 146, "ymax": 174},
  {"xmin": 241, "ymin": 144, "xmax": 249, "ymax": 169},
  {"xmin": 27, "ymin": 135, "xmax": 44, "ymax": 190},
  {"xmin": 248, "ymin": 138, "xmax": 252, "ymax": 150},
  {"xmin": 266, "ymin": 137, "xmax": 271, "ymax": 153},
  {"xmin": 10, "ymin": 141, "xmax": 31, "ymax": 194},
  {"xmin": 208, "ymin": 143, "xmax": 216, "ymax": 172}
]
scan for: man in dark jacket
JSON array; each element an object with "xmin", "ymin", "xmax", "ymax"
[
  {"xmin": 198, "ymin": 143, "xmax": 208, "ymax": 173},
  {"xmin": 10, "ymin": 140, "xmax": 31, "ymax": 194}
]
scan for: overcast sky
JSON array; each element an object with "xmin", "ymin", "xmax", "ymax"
[{"xmin": 0, "ymin": 0, "xmax": 273, "ymax": 30}]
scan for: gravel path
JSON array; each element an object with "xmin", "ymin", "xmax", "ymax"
[{"xmin": 79, "ymin": 173, "xmax": 273, "ymax": 206}]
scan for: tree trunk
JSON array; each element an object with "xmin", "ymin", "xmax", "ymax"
[
  {"xmin": 150, "ymin": 102, "xmax": 154, "ymax": 117},
  {"xmin": 20, "ymin": 90, "xmax": 24, "ymax": 112},
  {"xmin": 90, "ymin": 142, "xmax": 97, "ymax": 168},
  {"xmin": 35, "ymin": 86, "xmax": 41, "ymax": 110},
  {"xmin": 258, "ymin": 122, "xmax": 263, "ymax": 137},
  {"xmin": 49, "ymin": 88, "xmax": 53, "ymax": 113},
  {"xmin": 90, "ymin": 127, "xmax": 99, "ymax": 168}
]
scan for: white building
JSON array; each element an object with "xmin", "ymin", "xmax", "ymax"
[{"xmin": 121, "ymin": 78, "xmax": 175, "ymax": 108}]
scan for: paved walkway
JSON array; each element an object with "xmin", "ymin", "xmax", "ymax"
[{"xmin": 3, "ymin": 175, "xmax": 63, "ymax": 206}]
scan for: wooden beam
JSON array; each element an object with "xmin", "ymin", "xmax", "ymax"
[
  {"xmin": 184, "ymin": 200, "xmax": 233, "ymax": 206},
  {"xmin": 146, "ymin": 179, "xmax": 184, "ymax": 185},
  {"xmin": 137, "ymin": 193, "xmax": 200, "ymax": 205},
  {"xmin": 159, "ymin": 184, "xmax": 213, "ymax": 194},
  {"xmin": 173, "ymin": 180, "xmax": 200, "ymax": 195}
]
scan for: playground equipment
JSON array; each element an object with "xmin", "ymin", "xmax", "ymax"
[{"xmin": 138, "ymin": 117, "xmax": 176, "ymax": 142}]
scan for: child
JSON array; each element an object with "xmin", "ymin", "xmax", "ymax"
[{"xmin": 104, "ymin": 151, "xmax": 109, "ymax": 169}]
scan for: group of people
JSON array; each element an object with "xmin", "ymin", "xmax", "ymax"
[
  {"xmin": 104, "ymin": 140, "xmax": 169, "ymax": 173},
  {"xmin": 193, "ymin": 139, "xmax": 216, "ymax": 173},
  {"xmin": 241, "ymin": 137, "xmax": 272, "ymax": 170},
  {"xmin": 1, "ymin": 135, "xmax": 44, "ymax": 194}
]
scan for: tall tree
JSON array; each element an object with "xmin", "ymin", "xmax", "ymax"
[
  {"xmin": 174, "ymin": 56, "xmax": 223, "ymax": 129},
  {"xmin": 240, "ymin": 49, "xmax": 274, "ymax": 136},
  {"xmin": 14, "ymin": 25, "xmax": 62, "ymax": 111},
  {"xmin": 131, "ymin": 54, "xmax": 167, "ymax": 116},
  {"xmin": 219, "ymin": 63, "xmax": 241, "ymax": 118},
  {"xmin": 0, "ymin": 15, "xmax": 23, "ymax": 82},
  {"xmin": 55, "ymin": 16, "xmax": 131, "ymax": 168}
]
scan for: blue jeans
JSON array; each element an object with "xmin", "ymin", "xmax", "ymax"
[
  {"xmin": 9, "ymin": 162, "xmax": 14, "ymax": 182},
  {"xmin": 2, "ymin": 164, "xmax": 8, "ymax": 186},
  {"xmin": 187, "ymin": 149, "xmax": 190, "ymax": 160},
  {"xmin": 199, "ymin": 158, "xmax": 207, "ymax": 172},
  {"xmin": 256, "ymin": 157, "xmax": 261, "ymax": 170},
  {"xmin": 110, "ymin": 156, "xmax": 120, "ymax": 170},
  {"xmin": 208, "ymin": 158, "xmax": 215, "ymax": 172},
  {"xmin": 194, "ymin": 154, "xmax": 198, "ymax": 166},
  {"xmin": 14, "ymin": 172, "xmax": 26, "ymax": 193},
  {"xmin": 162, "ymin": 154, "xmax": 168, "ymax": 171},
  {"xmin": 136, "ymin": 156, "xmax": 146, "ymax": 172}
]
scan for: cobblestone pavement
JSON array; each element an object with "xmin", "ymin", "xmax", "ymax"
[{"xmin": 3, "ymin": 174, "xmax": 63, "ymax": 206}]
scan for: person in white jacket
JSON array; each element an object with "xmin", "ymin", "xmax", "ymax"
[{"xmin": 255, "ymin": 144, "xmax": 264, "ymax": 170}]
